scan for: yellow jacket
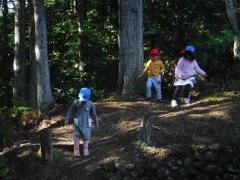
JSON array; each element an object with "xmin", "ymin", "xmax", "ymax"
[{"xmin": 143, "ymin": 59, "xmax": 165, "ymax": 76}]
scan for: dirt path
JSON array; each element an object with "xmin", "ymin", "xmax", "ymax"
[{"xmin": 2, "ymin": 91, "xmax": 240, "ymax": 179}]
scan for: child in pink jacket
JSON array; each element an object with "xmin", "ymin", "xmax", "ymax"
[{"xmin": 171, "ymin": 45, "xmax": 207, "ymax": 107}]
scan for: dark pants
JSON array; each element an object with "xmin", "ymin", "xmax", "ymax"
[{"xmin": 173, "ymin": 84, "xmax": 191, "ymax": 101}]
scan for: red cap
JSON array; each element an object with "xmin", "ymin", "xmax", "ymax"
[
  {"xmin": 149, "ymin": 48, "xmax": 159, "ymax": 55},
  {"xmin": 179, "ymin": 49, "xmax": 185, "ymax": 55}
]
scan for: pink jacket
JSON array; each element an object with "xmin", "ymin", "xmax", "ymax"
[{"xmin": 175, "ymin": 57, "xmax": 206, "ymax": 80}]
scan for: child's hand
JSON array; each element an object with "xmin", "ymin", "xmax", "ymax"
[{"xmin": 200, "ymin": 74, "xmax": 207, "ymax": 81}]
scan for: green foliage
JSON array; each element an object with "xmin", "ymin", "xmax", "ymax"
[
  {"xmin": 11, "ymin": 106, "xmax": 34, "ymax": 119},
  {"xmin": 46, "ymin": 1, "xmax": 119, "ymax": 102},
  {"xmin": 193, "ymin": 29, "xmax": 234, "ymax": 64},
  {"xmin": 0, "ymin": 0, "xmax": 237, "ymax": 104}
]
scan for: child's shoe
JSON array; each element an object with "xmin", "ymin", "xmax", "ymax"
[
  {"xmin": 83, "ymin": 148, "xmax": 89, "ymax": 156},
  {"xmin": 183, "ymin": 98, "xmax": 190, "ymax": 105},
  {"xmin": 171, "ymin": 100, "xmax": 178, "ymax": 107},
  {"xmin": 74, "ymin": 152, "xmax": 80, "ymax": 157},
  {"xmin": 83, "ymin": 141, "xmax": 89, "ymax": 156}
]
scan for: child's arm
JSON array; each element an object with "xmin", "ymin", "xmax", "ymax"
[
  {"xmin": 160, "ymin": 61, "xmax": 165, "ymax": 75},
  {"xmin": 175, "ymin": 58, "xmax": 184, "ymax": 79},
  {"xmin": 193, "ymin": 60, "xmax": 207, "ymax": 77},
  {"xmin": 90, "ymin": 103, "xmax": 99, "ymax": 128},
  {"xmin": 138, "ymin": 61, "xmax": 150, "ymax": 78},
  {"xmin": 143, "ymin": 61, "xmax": 150, "ymax": 75},
  {"xmin": 65, "ymin": 100, "xmax": 76, "ymax": 125}
]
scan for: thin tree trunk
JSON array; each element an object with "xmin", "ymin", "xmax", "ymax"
[
  {"xmin": 118, "ymin": 0, "xmax": 144, "ymax": 96},
  {"xmin": 139, "ymin": 111, "xmax": 152, "ymax": 145},
  {"xmin": 40, "ymin": 128, "xmax": 53, "ymax": 161},
  {"xmin": 226, "ymin": 0, "xmax": 240, "ymax": 60},
  {"xmin": 77, "ymin": 0, "xmax": 87, "ymax": 74},
  {"xmin": 2, "ymin": 0, "xmax": 12, "ymax": 105},
  {"xmin": 28, "ymin": 0, "xmax": 37, "ymax": 108},
  {"xmin": 13, "ymin": 0, "xmax": 26, "ymax": 105},
  {"xmin": 33, "ymin": 0, "xmax": 54, "ymax": 112},
  {"xmin": 2, "ymin": 0, "xmax": 9, "ymax": 62},
  {"xmin": 234, "ymin": 36, "xmax": 240, "ymax": 59}
]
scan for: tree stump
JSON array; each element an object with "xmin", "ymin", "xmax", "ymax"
[
  {"xmin": 139, "ymin": 111, "xmax": 152, "ymax": 145},
  {"xmin": 40, "ymin": 127, "xmax": 53, "ymax": 161}
]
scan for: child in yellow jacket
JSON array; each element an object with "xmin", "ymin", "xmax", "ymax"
[{"xmin": 143, "ymin": 48, "xmax": 165, "ymax": 102}]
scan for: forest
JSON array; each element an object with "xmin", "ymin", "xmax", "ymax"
[{"xmin": 0, "ymin": 0, "xmax": 240, "ymax": 179}]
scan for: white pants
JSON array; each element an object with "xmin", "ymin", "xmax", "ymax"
[{"xmin": 146, "ymin": 75, "xmax": 162, "ymax": 100}]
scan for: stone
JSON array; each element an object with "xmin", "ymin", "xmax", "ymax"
[
  {"xmin": 198, "ymin": 145, "xmax": 208, "ymax": 153},
  {"xmin": 205, "ymin": 164, "xmax": 221, "ymax": 175},
  {"xmin": 156, "ymin": 167, "xmax": 168, "ymax": 179},
  {"xmin": 209, "ymin": 143, "xmax": 220, "ymax": 151},
  {"xmin": 194, "ymin": 152, "xmax": 202, "ymax": 161},
  {"xmin": 183, "ymin": 157, "xmax": 192, "ymax": 167},
  {"xmin": 125, "ymin": 163, "xmax": 135, "ymax": 170},
  {"xmin": 204, "ymin": 151, "xmax": 215, "ymax": 162}
]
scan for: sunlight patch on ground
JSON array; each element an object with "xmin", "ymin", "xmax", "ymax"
[
  {"xmin": 207, "ymin": 110, "xmax": 230, "ymax": 121},
  {"xmin": 17, "ymin": 149, "xmax": 32, "ymax": 158},
  {"xmin": 96, "ymin": 155, "xmax": 119, "ymax": 165},
  {"xmin": 133, "ymin": 141, "xmax": 171, "ymax": 159},
  {"xmin": 187, "ymin": 113, "xmax": 206, "ymax": 119}
]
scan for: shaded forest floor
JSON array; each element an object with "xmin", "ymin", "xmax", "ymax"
[{"xmin": 1, "ymin": 89, "xmax": 240, "ymax": 180}]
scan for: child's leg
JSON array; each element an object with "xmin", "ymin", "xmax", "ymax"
[
  {"xmin": 74, "ymin": 136, "xmax": 80, "ymax": 156},
  {"xmin": 183, "ymin": 84, "xmax": 191, "ymax": 104},
  {"xmin": 146, "ymin": 77, "xmax": 153, "ymax": 98},
  {"xmin": 152, "ymin": 77, "xmax": 162, "ymax": 100},
  {"xmin": 173, "ymin": 85, "xmax": 182, "ymax": 101},
  {"xmin": 83, "ymin": 140, "xmax": 90, "ymax": 156},
  {"xmin": 184, "ymin": 84, "xmax": 191, "ymax": 98}
]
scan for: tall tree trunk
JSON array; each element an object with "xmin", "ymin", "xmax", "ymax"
[
  {"xmin": 2, "ymin": 0, "xmax": 9, "ymax": 62},
  {"xmin": 2, "ymin": 0, "xmax": 12, "ymax": 105},
  {"xmin": 13, "ymin": 0, "xmax": 26, "ymax": 105},
  {"xmin": 28, "ymin": 0, "xmax": 37, "ymax": 108},
  {"xmin": 77, "ymin": 0, "xmax": 87, "ymax": 74},
  {"xmin": 33, "ymin": 0, "xmax": 54, "ymax": 112},
  {"xmin": 118, "ymin": 0, "xmax": 144, "ymax": 96},
  {"xmin": 226, "ymin": 0, "xmax": 240, "ymax": 60}
]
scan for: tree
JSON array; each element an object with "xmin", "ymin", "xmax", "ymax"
[
  {"xmin": 28, "ymin": 0, "xmax": 37, "ymax": 107},
  {"xmin": 76, "ymin": 0, "xmax": 87, "ymax": 74},
  {"xmin": 226, "ymin": 0, "xmax": 240, "ymax": 60},
  {"xmin": 118, "ymin": 0, "xmax": 144, "ymax": 96},
  {"xmin": 32, "ymin": 0, "xmax": 54, "ymax": 112},
  {"xmin": 13, "ymin": 0, "xmax": 26, "ymax": 105},
  {"xmin": 1, "ymin": 0, "xmax": 11, "ymax": 105}
]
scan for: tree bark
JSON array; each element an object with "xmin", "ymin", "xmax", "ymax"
[
  {"xmin": 2, "ymin": 0, "xmax": 12, "ymax": 106},
  {"xmin": 28, "ymin": 0, "xmax": 37, "ymax": 108},
  {"xmin": 40, "ymin": 128, "xmax": 53, "ymax": 161},
  {"xmin": 226, "ymin": 0, "xmax": 240, "ymax": 60},
  {"xmin": 13, "ymin": 0, "xmax": 26, "ymax": 105},
  {"xmin": 139, "ymin": 111, "xmax": 152, "ymax": 145},
  {"xmin": 33, "ymin": 0, "xmax": 54, "ymax": 112},
  {"xmin": 118, "ymin": 0, "xmax": 144, "ymax": 96},
  {"xmin": 2, "ymin": 0, "xmax": 9, "ymax": 62},
  {"xmin": 77, "ymin": 0, "xmax": 87, "ymax": 74}
]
